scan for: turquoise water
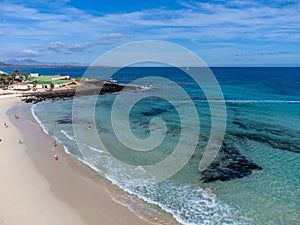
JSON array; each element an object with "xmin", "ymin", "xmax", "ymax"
[{"xmin": 29, "ymin": 67, "xmax": 300, "ymax": 225}]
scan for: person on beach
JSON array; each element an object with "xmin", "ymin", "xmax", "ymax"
[
  {"xmin": 18, "ymin": 140, "xmax": 23, "ymax": 144},
  {"xmin": 15, "ymin": 115, "xmax": 19, "ymax": 120},
  {"xmin": 54, "ymin": 140, "xmax": 57, "ymax": 147},
  {"xmin": 3, "ymin": 122, "xmax": 8, "ymax": 128},
  {"xmin": 54, "ymin": 154, "xmax": 59, "ymax": 161},
  {"xmin": 88, "ymin": 125, "xmax": 92, "ymax": 130}
]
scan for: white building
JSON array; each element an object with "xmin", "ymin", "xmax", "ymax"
[
  {"xmin": 36, "ymin": 84, "xmax": 50, "ymax": 89},
  {"xmin": 29, "ymin": 73, "xmax": 40, "ymax": 77},
  {"xmin": 53, "ymin": 81, "xmax": 73, "ymax": 88},
  {"xmin": 51, "ymin": 75, "xmax": 70, "ymax": 80},
  {"xmin": 8, "ymin": 84, "xmax": 30, "ymax": 90}
]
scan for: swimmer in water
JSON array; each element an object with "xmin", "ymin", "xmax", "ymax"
[{"xmin": 204, "ymin": 188, "xmax": 216, "ymax": 198}]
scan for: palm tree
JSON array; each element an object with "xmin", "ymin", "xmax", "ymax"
[
  {"xmin": 22, "ymin": 72, "xmax": 29, "ymax": 80},
  {"xmin": 13, "ymin": 69, "xmax": 20, "ymax": 75},
  {"xmin": 8, "ymin": 77, "xmax": 14, "ymax": 85},
  {"xmin": 10, "ymin": 73, "xmax": 16, "ymax": 83},
  {"xmin": 0, "ymin": 76, "xmax": 4, "ymax": 85},
  {"xmin": 10, "ymin": 69, "xmax": 21, "ymax": 84}
]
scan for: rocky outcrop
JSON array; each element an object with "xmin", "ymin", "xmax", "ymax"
[{"xmin": 21, "ymin": 79, "xmax": 141, "ymax": 103}]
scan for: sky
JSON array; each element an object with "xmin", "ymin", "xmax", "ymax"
[{"xmin": 0, "ymin": 0, "xmax": 299, "ymax": 66}]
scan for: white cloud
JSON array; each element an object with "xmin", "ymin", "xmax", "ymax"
[
  {"xmin": 1, "ymin": 0, "xmax": 299, "ymax": 64},
  {"xmin": 69, "ymin": 42, "xmax": 94, "ymax": 51},
  {"xmin": 20, "ymin": 49, "xmax": 40, "ymax": 56},
  {"xmin": 0, "ymin": 3, "xmax": 67, "ymax": 21},
  {"xmin": 69, "ymin": 41, "xmax": 113, "ymax": 51},
  {"xmin": 3, "ymin": 49, "xmax": 41, "ymax": 58},
  {"xmin": 83, "ymin": 3, "xmax": 300, "ymax": 42},
  {"xmin": 48, "ymin": 41, "xmax": 65, "ymax": 52},
  {"xmin": 2, "ymin": 1, "xmax": 299, "ymax": 43},
  {"xmin": 104, "ymin": 33, "xmax": 124, "ymax": 39}
]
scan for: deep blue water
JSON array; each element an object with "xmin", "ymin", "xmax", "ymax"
[
  {"xmin": 13, "ymin": 66, "xmax": 299, "ymax": 225},
  {"xmin": 3, "ymin": 66, "xmax": 299, "ymax": 99}
]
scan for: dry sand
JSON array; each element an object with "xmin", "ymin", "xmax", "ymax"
[{"xmin": 0, "ymin": 95, "xmax": 154, "ymax": 225}]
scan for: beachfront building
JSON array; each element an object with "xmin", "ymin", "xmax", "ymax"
[
  {"xmin": 52, "ymin": 80, "xmax": 73, "ymax": 88},
  {"xmin": 34, "ymin": 80, "xmax": 73, "ymax": 89},
  {"xmin": 35, "ymin": 82, "xmax": 51, "ymax": 89},
  {"xmin": 29, "ymin": 73, "xmax": 40, "ymax": 77},
  {"xmin": 51, "ymin": 75, "xmax": 69, "ymax": 80},
  {"xmin": 26, "ymin": 74, "xmax": 73, "ymax": 90},
  {"xmin": 8, "ymin": 83, "xmax": 30, "ymax": 90}
]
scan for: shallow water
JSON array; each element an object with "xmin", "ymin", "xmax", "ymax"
[{"xmin": 31, "ymin": 67, "xmax": 300, "ymax": 225}]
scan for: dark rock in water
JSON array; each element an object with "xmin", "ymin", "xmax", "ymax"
[
  {"xmin": 55, "ymin": 118, "xmax": 72, "ymax": 124},
  {"xmin": 200, "ymin": 142, "xmax": 262, "ymax": 183},
  {"xmin": 229, "ymin": 116, "xmax": 300, "ymax": 154},
  {"xmin": 231, "ymin": 131, "xmax": 300, "ymax": 154},
  {"xmin": 21, "ymin": 79, "xmax": 142, "ymax": 104},
  {"xmin": 232, "ymin": 120, "xmax": 248, "ymax": 130},
  {"xmin": 142, "ymin": 107, "xmax": 168, "ymax": 117},
  {"xmin": 245, "ymin": 133, "xmax": 300, "ymax": 153}
]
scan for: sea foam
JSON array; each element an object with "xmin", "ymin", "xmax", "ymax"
[
  {"xmin": 60, "ymin": 129, "xmax": 75, "ymax": 141},
  {"xmin": 31, "ymin": 104, "xmax": 49, "ymax": 135}
]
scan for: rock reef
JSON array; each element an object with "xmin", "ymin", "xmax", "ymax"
[
  {"xmin": 200, "ymin": 142, "xmax": 262, "ymax": 183},
  {"xmin": 21, "ymin": 79, "xmax": 141, "ymax": 104}
]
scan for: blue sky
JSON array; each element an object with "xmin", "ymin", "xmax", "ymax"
[{"xmin": 0, "ymin": 0, "xmax": 299, "ymax": 66}]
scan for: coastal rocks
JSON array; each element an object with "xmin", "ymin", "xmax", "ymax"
[
  {"xmin": 21, "ymin": 79, "xmax": 142, "ymax": 104},
  {"xmin": 22, "ymin": 90, "xmax": 75, "ymax": 103},
  {"xmin": 200, "ymin": 142, "xmax": 262, "ymax": 183}
]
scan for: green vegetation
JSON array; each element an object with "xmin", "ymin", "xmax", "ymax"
[
  {"xmin": 0, "ymin": 74, "xmax": 10, "ymax": 85},
  {"xmin": 28, "ymin": 75, "xmax": 71, "ymax": 84},
  {"xmin": 27, "ymin": 75, "xmax": 62, "ymax": 82},
  {"xmin": 0, "ymin": 69, "xmax": 23, "ymax": 85},
  {"xmin": 0, "ymin": 69, "xmax": 72, "ymax": 88},
  {"xmin": 33, "ymin": 79, "xmax": 71, "ymax": 85},
  {"xmin": 22, "ymin": 72, "xmax": 29, "ymax": 79}
]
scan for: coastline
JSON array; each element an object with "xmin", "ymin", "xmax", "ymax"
[
  {"xmin": 0, "ymin": 96, "xmax": 85, "ymax": 225},
  {"xmin": 0, "ymin": 95, "xmax": 179, "ymax": 225}
]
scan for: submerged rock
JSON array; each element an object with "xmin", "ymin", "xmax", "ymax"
[
  {"xmin": 200, "ymin": 142, "xmax": 262, "ymax": 183},
  {"xmin": 55, "ymin": 118, "xmax": 73, "ymax": 124},
  {"xmin": 231, "ymin": 115, "xmax": 300, "ymax": 154}
]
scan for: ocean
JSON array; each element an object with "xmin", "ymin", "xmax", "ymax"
[{"xmin": 5, "ymin": 67, "xmax": 299, "ymax": 225}]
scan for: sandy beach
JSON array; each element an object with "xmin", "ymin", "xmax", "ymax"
[{"xmin": 0, "ymin": 95, "xmax": 159, "ymax": 225}]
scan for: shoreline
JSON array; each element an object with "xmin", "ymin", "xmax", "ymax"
[
  {"xmin": 0, "ymin": 95, "xmax": 180, "ymax": 225},
  {"xmin": 0, "ymin": 78, "xmax": 142, "ymax": 104},
  {"xmin": 0, "ymin": 96, "xmax": 85, "ymax": 225}
]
